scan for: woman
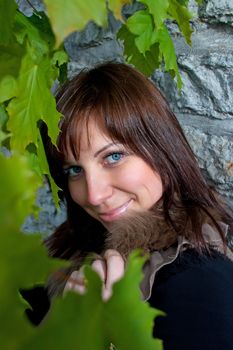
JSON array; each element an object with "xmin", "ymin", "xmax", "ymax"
[{"xmin": 27, "ymin": 63, "xmax": 233, "ymax": 348}]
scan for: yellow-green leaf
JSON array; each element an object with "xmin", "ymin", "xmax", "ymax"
[
  {"xmin": 7, "ymin": 45, "xmax": 61, "ymax": 153},
  {"xmin": 140, "ymin": 0, "xmax": 169, "ymax": 28},
  {"xmin": 0, "ymin": 43, "xmax": 25, "ymax": 78},
  {"xmin": 168, "ymin": 0, "xmax": 193, "ymax": 45},
  {"xmin": 0, "ymin": 152, "xmax": 68, "ymax": 349},
  {"xmin": 0, "ymin": 152, "xmax": 40, "ymax": 230},
  {"xmin": 0, "ymin": 75, "xmax": 16, "ymax": 103},
  {"xmin": 156, "ymin": 25, "xmax": 182, "ymax": 88},
  {"xmin": 44, "ymin": 0, "xmax": 108, "ymax": 47},
  {"xmin": 37, "ymin": 133, "xmax": 60, "ymax": 208}
]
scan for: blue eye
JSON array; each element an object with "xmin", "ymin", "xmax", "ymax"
[
  {"xmin": 63, "ymin": 165, "xmax": 82, "ymax": 177},
  {"xmin": 105, "ymin": 152, "xmax": 123, "ymax": 164}
]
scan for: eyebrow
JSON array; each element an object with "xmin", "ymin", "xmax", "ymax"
[
  {"xmin": 63, "ymin": 142, "xmax": 120, "ymax": 167},
  {"xmin": 94, "ymin": 143, "xmax": 119, "ymax": 158}
]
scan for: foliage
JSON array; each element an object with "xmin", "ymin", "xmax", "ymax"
[
  {"xmin": 0, "ymin": 152, "xmax": 67, "ymax": 349},
  {"xmin": 0, "ymin": 0, "xmax": 200, "ymax": 349},
  {"xmin": 118, "ymin": 0, "xmax": 201, "ymax": 87},
  {"xmin": 23, "ymin": 252, "xmax": 163, "ymax": 350}
]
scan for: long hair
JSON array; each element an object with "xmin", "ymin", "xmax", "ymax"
[{"xmin": 43, "ymin": 62, "xmax": 233, "ymax": 260}]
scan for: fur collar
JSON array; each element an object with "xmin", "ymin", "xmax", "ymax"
[{"xmin": 46, "ymin": 207, "xmax": 230, "ymax": 299}]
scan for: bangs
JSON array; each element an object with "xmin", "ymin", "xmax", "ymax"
[
  {"xmin": 57, "ymin": 108, "xmax": 106, "ymax": 161},
  {"xmin": 55, "ymin": 62, "xmax": 166, "ymax": 167}
]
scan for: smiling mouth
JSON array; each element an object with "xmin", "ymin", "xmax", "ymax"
[{"xmin": 98, "ymin": 199, "xmax": 133, "ymax": 222}]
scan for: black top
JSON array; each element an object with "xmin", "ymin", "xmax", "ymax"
[
  {"xmin": 21, "ymin": 248, "xmax": 233, "ymax": 349},
  {"xmin": 148, "ymin": 248, "xmax": 233, "ymax": 350}
]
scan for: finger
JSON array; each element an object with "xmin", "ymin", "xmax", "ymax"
[
  {"xmin": 91, "ymin": 259, "xmax": 107, "ymax": 283},
  {"xmin": 63, "ymin": 270, "xmax": 86, "ymax": 295},
  {"xmin": 103, "ymin": 249, "xmax": 125, "ymax": 300}
]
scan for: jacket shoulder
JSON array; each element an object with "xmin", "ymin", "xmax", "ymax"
[{"xmin": 149, "ymin": 248, "xmax": 233, "ymax": 350}]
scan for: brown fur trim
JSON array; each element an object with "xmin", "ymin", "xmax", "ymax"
[{"xmin": 104, "ymin": 209, "xmax": 184, "ymax": 260}]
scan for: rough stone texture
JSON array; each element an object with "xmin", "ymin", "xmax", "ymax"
[
  {"xmin": 16, "ymin": 0, "xmax": 45, "ymax": 17},
  {"xmin": 65, "ymin": 14, "xmax": 123, "ymax": 78},
  {"xmin": 153, "ymin": 26, "xmax": 233, "ymax": 120},
  {"xmin": 182, "ymin": 126, "xmax": 233, "ymax": 206},
  {"xmin": 21, "ymin": 183, "xmax": 66, "ymax": 236},
  {"xmin": 199, "ymin": 0, "xmax": 233, "ymax": 26}
]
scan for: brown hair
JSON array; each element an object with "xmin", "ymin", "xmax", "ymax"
[{"xmin": 43, "ymin": 62, "xmax": 232, "ymax": 260}]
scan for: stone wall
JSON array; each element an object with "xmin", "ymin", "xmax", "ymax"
[{"xmin": 20, "ymin": 0, "xmax": 233, "ymax": 234}]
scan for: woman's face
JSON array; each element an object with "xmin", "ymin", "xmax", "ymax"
[{"xmin": 63, "ymin": 119, "xmax": 163, "ymax": 229}]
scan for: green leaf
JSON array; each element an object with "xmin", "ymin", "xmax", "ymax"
[
  {"xmin": 118, "ymin": 24, "xmax": 160, "ymax": 76},
  {"xmin": 139, "ymin": 0, "xmax": 169, "ymax": 28},
  {"xmin": 51, "ymin": 50, "xmax": 68, "ymax": 68},
  {"xmin": 0, "ymin": 43, "xmax": 25, "ymax": 78},
  {"xmin": 176, "ymin": 0, "xmax": 188, "ymax": 5},
  {"xmin": 24, "ymin": 252, "xmax": 162, "ymax": 350},
  {"xmin": 0, "ymin": 42, "xmax": 25, "ymax": 104},
  {"xmin": 0, "ymin": 153, "xmax": 68, "ymax": 350},
  {"xmin": 52, "ymin": 50, "xmax": 68, "ymax": 84},
  {"xmin": 27, "ymin": 11, "xmax": 56, "ymax": 51},
  {"xmin": 0, "ymin": 152, "xmax": 40, "ymax": 230},
  {"xmin": 106, "ymin": 252, "xmax": 163, "ymax": 350},
  {"xmin": 168, "ymin": 0, "xmax": 193, "ymax": 45},
  {"xmin": 44, "ymin": 0, "xmax": 108, "ymax": 47},
  {"xmin": 0, "ymin": 129, "xmax": 8, "ymax": 143},
  {"xmin": 37, "ymin": 133, "xmax": 60, "ymax": 208},
  {"xmin": 0, "ymin": 0, "xmax": 17, "ymax": 45},
  {"xmin": 0, "ymin": 75, "xmax": 16, "ymax": 103},
  {"xmin": 127, "ymin": 10, "xmax": 156, "ymax": 53},
  {"xmin": 0, "ymin": 105, "xmax": 10, "ymax": 144},
  {"xmin": 155, "ymin": 25, "xmax": 182, "ymax": 88},
  {"xmin": 7, "ymin": 45, "xmax": 61, "ymax": 153},
  {"xmin": 0, "ymin": 104, "xmax": 8, "ymax": 128},
  {"xmin": 14, "ymin": 11, "xmax": 49, "ymax": 58}
]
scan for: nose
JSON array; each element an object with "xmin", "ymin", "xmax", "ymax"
[{"xmin": 85, "ymin": 171, "xmax": 113, "ymax": 206}]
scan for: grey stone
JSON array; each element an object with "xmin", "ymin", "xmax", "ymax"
[
  {"xmin": 181, "ymin": 126, "xmax": 233, "ymax": 197},
  {"xmin": 64, "ymin": 18, "xmax": 124, "ymax": 78},
  {"xmin": 16, "ymin": 0, "xmax": 45, "ymax": 17},
  {"xmin": 199, "ymin": 0, "xmax": 233, "ymax": 26},
  {"xmin": 153, "ymin": 26, "xmax": 233, "ymax": 120},
  {"xmin": 22, "ymin": 182, "xmax": 66, "ymax": 236},
  {"xmin": 188, "ymin": 0, "xmax": 199, "ymax": 16}
]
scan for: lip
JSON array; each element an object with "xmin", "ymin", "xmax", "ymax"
[{"xmin": 98, "ymin": 199, "xmax": 133, "ymax": 222}]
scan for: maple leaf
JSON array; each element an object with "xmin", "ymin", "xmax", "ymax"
[
  {"xmin": 7, "ymin": 45, "xmax": 60, "ymax": 153},
  {"xmin": 0, "ymin": 152, "xmax": 67, "ymax": 349},
  {"xmin": 24, "ymin": 252, "xmax": 163, "ymax": 350},
  {"xmin": 44, "ymin": 0, "xmax": 108, "ymax": 47}
]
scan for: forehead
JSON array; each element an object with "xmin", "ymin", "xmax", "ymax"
[{"xmin": 79, "ymin": 119, "xmax": 113, "ymax": 151}]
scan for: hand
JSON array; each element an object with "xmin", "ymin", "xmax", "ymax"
[
  {"xmin": 92, "ymin": 249, "xmax": 125, "ymax": 300},
  {"xmin": 64, "ymin": 249, "xmax": 125, "ymax": 301}
]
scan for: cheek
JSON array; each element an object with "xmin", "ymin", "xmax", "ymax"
[
  {"xmin": 149, "ymin": 175, "xmax": 163, "ymax": 201},
  {"xmin": 129, "ymin": 164, "xmax": 163, "ymax": 202},
  {"xmin": 68, "ymin": 181, "xmax": 84, "ymax": 206},
  {"xmin": 117, "ymin": 164, "xmax": 162, "ymax": 196}
]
